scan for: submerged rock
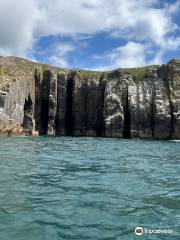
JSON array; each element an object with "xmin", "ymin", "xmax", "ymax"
[{"xmin": 0, "ymin": 56, "xmax": 180, "ymax": 139}]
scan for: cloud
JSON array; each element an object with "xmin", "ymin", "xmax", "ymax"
[
  {"xmin": 54, "ymin": 43, "xmax": 75, "ymax": 57},
  {"xmin": 48, "ymin": 55, "xmax": 69, "ymax": 68},
  {"xmin": 93, "ymin": 42, "xmax": 164, "ymax": 70},
  {"xmin": 108, "ymin": 1, "xmax": 180, "ymax": 49},
  {"xmin": 0, "ymin": 0, "xmax": 179, "ymax": 67},
  {"xmin": 36, "ymin": 0, "xmax": 179, "ymax": 45},
  {"xmin": 107, "ymin": 42, "xmax": 148, "ymax": 68},
  {"xmin": 48, "ymin": 43, "xmax": 75, "ymax": 67},
  {"xmin": 0, "ymin": 0, "xmax": 41, "ymax": 56}
]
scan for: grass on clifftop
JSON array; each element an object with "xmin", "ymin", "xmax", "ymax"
[
  {"xmin": 0, "ymin": 56, "xmax": 69, "ymax": 88},
  {"xmin": 79, "ymin": 69, "xmax": 102, "ymax": 79},
  {"xmin": 123, "ymin": 65, "xmax": 159, "ymax": 81},
  {"xmin": 0, "ymin": 56, "xmax": 161, "ymax": 88}
]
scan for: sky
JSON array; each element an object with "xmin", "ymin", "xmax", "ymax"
[{"xmin": 0, "ymin": 0, "xmax": 179, "ymax": 70}]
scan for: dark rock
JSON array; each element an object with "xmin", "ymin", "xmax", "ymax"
[{"xmin": 56, "ymin": 73, "xmax": 67, "ymax": 135}]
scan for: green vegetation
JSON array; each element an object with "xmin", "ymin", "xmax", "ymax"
[
  {"xmin": 0, "ymin": 56, "xmax": 161, "ymax": 89},
  {"xmin": 0, "ymin": 56, "xmax": 69, "ymax": 88},
  {"xmin": 123, "ymin": 65, "xmax": 159, "ymax": 82},
  {"xmin": 78, "ymin": 69, "xmax": 102, "ymax": 79}
]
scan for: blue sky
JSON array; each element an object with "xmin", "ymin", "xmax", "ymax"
[{"xmin": 0, "ymin": 0, "xmax": 180, "ymax": 70}]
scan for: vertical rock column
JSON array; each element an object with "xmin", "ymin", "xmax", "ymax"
[
  {"xmin": 71, "ymin": 71, "xmax": 86, "ymax": 136},
  {"xmin": 47, "ymin": 72, "xmax": 57, "ymax": 135},
  {"xmin": 129, "ymin": 73, "xmax": 155, "ymax": 139},
  {"xmin": 72, "ymin": 72, "xmax": 101, "ymax": 137},
  {"xmin": 56, "ymin": 73, "xmax": 67, "ymax": 135},
  {"xmin": 40, "ymin": 70, "xmax": 51, "ymax": 135},
  {"xmin": 81, "ymin": 79, "xmax": 88, "ymax": 135},
  {"xmin": 154, "ymin": 67, "xmax": 171, "ymax": 139},
  {"xmin": 141, "ymin": 79, "xmax": 155, "ymax": 138},
  {"xmin": 96, "ymin": 75, "xmax": 106, "ymax": 137},
  {"xmin": 65, "ymin": 71, "xmax": 75, "ymax": 136},
  {"xmin": 103, "ymin": 71, "xmax": 125, "ymax": 138},
  {"xmin": 34, "ymin": 68, "xmax": 42, "ymax": 132},
  {"xmin": 86, "ymin": 77, "xmax": 100, "ymax": 136},
  {"xmin": 166, "ymin": 59, "xmax": 180, "ymax": 139}
]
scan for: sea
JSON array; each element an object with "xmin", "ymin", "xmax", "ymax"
[{"xmin": 0, "ymin": 137, "xmax": 179, "ymax": 240}]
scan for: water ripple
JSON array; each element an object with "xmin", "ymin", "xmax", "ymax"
[{"xmin": 0, "ymin": 137, "xmax": 180, "ymax": 239}]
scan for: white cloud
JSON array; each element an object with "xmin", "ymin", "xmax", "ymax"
[
  {"xmin": 48, "ymin": 43, "xmax": 75, "ymax": 67},
  {"xmin": 108, "ymin": 1, "xmax": 180, "ymax": 49},
  {"xmin": 0, "ymin": 0, "xmax": 41, "ymax": 56},
  {"xmin": 36, "ymin": 0, "xmax": 179, "ymax": 45},
  {"xmin": 0, "ymin": 0, "xmax": 179, "ymax": 67},
  {"xmin": 93, "ymin": 42, "xmax": 163, "ymax": 70},
  {"xmin": 55, "ymin": 43, "xmax": 75, "ymax": 57},
  {"xmin": 107, "ymin": 42, "xmax": 147, "ymax": 68},
  {"xmin": 48, "ymin": 55, "xmax": 69, "ymax": 68}
]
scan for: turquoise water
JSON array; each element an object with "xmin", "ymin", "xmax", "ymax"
[{"xmin": 0, "ymin": 137, "xmax": 179, "ymax": 240}]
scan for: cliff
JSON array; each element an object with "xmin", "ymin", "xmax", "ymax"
[{"xmin": 0, "ymin": 56, "xmax": 180, "ymax": 139}]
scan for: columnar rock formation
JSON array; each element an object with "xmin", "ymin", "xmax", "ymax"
[{"xmin": 0, "ymin": 56, "xmax": 180, "ymax": 139}]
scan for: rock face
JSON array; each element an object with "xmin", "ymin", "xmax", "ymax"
[{"xmin": 0, "ymin": 56, "xmax": 180, "ymax": 139}]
